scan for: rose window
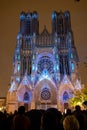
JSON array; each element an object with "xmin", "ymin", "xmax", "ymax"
[{"xmin": 41, "ymin": 88, "xmax": 51, "ymax": 100}]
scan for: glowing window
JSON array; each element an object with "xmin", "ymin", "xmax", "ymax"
[
  {"xmin": 43, "ymin": 69, "xmax": 48, "ymax": 76},
  {"xmin": 18, "ymin": 55, "xmax": 20, "ymax": 60},
  {"xmin": 57, "ymin": 64, "xmax": 59, "ymax": 70},
  {"xmin": 41, "ymin": 88, "xmax": 51, "ymax": 100},
  {"xmin": 71, "ymin": 53, "xmax": 73, "ymax": 59},
  {"xmin": 16, "ymin": 77, "xmax": 20, "ymax": 82},
  {"xmin": 71, "ymin": 62, "xmax": 74, "ymax": 71},
  {"xmin": 63, "ymin": 91, "xmax": 69, "ymax": 101},
  {"xmin": 56, "ymin": 54, "xmax": 58, "ymax": 59},
  {"xmin": 32, "ymin": 13, "xmax": 37, "ymax": 19},
  {"xmin": 23, "ymin": 91, "xmax": 32, "ymax": 103},
  {"xmin": 52, "ymin": 12, "xmax": 57, "ymax": 19},
  {"xmin": 24, "ymin": 92, "xmax": 29, "ymax": 101},
  {"xmin": 18, "ymin": 64, "xmax": 20, "ymax": 71}
]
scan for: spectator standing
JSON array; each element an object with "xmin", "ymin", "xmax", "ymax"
[
  {"xmin": 12, "ymin": 106, "xmax": 30, "ymax": 130},
  {"xmin": 63, "ymin": 115, "xmax": 79, "ymax": 130}
]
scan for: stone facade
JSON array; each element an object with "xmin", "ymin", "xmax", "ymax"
[{"xmin": 6, "ymin": 10, "xmax": 81, "ymax": 113}]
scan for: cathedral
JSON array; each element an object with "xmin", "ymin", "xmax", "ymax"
[{"xmin": 6, "ymin": 10, "xmax": 81, "ymax": 113}]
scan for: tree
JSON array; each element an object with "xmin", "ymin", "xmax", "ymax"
[{"xmin": 68, "ymin": 85, "xmax": 87, "ymax": 108}]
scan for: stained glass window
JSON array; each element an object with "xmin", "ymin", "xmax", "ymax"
[
  {"xmin": 18, "ymin": 55, "xmax": 20, "ymax": 60},
  {"xmin": 24, "ymin": 92, "xmax": 29, "ymax": 101},
  {"xmin": 18, "ymin": 63, "xmax": 20, "ymax": 71},
  {"xmin": 57, "ymin": 64, "xmax": 59, "ymax": 70},
  {"xmin": 71, "ymin": 62, "xmax": 74, "ymax": 71},
  {"xmin": 16, "ymin": 77, "xmax": 20, "ymax": 82},
  {"xmin": 38, "ymin": 56, "xmax": 54, "ymax": 74},
  {"xmin": 63, "ymin": 91, "xmax": 69, "ymax": 101},
  {"xmin": 71, "ymin": 53, "xmax": 73, "ymax": 59},
  {"xmin": 41, "ymin": 88, "xmax": 51, "ymax": 100}
]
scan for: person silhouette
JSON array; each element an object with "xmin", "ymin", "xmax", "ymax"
[{"xmin": 12, "ymin": 106, "xmax": 30, "ymax": 130}]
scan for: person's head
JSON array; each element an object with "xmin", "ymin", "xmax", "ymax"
[
  {"xmin": 41, "ymin": 110, "xmax": 58, "ymax": 130},
  {"xmin": 75, "ymin": 105, "xmax": 81, "ymax": 111},
  {"xmin": 66, "ymin": 108, "xmax": 72, "ymax": 115},
  {"xmin": 63, "ymin": 115, "xmax": 79, "ymax": 130},
  {"xmin": 18, "ymin": 106, "xmax": 25, "ymax": 115}
]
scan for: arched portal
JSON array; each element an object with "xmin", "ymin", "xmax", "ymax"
[
  {"xmin": 34, "ymin": 78, "xmax": 57, "ymax": 109},
  {"xmin": 57, "ymin": 75, "xmax": 74, "ymax": 112}
]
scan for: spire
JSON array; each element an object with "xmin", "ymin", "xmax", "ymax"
[{"xmin": 9, "ymin": 81, "xmax": 18, "ymax": 92}]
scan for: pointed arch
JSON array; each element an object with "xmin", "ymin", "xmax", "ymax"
[
  {"xmin": 63, "ymin": 91, "xmax": 69, "ymax": 101},
  {"xmin": 24, "ymin": 92, "xmax": 29, "ymax": 101}
]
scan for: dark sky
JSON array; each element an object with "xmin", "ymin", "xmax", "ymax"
[{"xmin": 0, "ymin": 0, "xmax": 87, "ymax": 97}]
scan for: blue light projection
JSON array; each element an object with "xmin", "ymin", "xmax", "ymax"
[
  {"xmin": 56, "ymin": 54, "xmax": 58, "ymax": 59},
  {"xmin": 71, "ymin": 62, "xmax": 74, "ymax": 71},
  {"xmin": 27, "ymin": 13, "xmax": 31, "ymax": 19},
  {"xmin": 17, "ymin": 64, "xmax": 20, "ymax": 71},
  {"xmin": 32, "ymin": 13, "xmax": 38, "ymax": 19},
  {"xmin": 52, "ymin": 12, "xmax": 57, "ymax": 19},
  {"xmin": 20, "ymin": 13, "xmax": 26, "ymax": 20},
  {"xmin": 56, "ymin": 64, "xmax": 59, "ymax": 70},
  {"xmin": 37, "ymin": 56, "xmax": 54, "ymax": 74},
  {"xmin": 39, "ymin": 69, "xmax": 51, "ymax": 82},
  {"xmin": 32, "ymin": 64, "xmax": 35, "ymax": 71},
  {"xmin": 63, "ymin": 91, "xmax": 69, "ymax": 101},
  {"xmin": 64, "ymin": 11, "xmax": 70, "ymax": 17},
  {"xmin": 43, "ymin": 69, "xmax": 48, "ymax": 76},
  {"xmin": 70, "ymin": 53, "xmax": 73, "ymax": 59},
  {"xmin": 16, "ymin": 77, "xmax": 20, "ymax": 82},
  {"xmin": 22, "ymin": 26, "xmax": 26, "ymax": 34},
  {"xmin": 18, "ymin": 55, "xmax": 20, "ymax": 60},
  {"xmin": 23, "ymin": 91, "xmax": 32, "ymax": 103},
  {"xmin": 18, "ymin": 91, "xmax": 32, "ymax": 103}
]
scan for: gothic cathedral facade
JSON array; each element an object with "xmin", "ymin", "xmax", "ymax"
[{"xmin": 6, "ymin": 10, "xmax": 81, "ymax": 113}]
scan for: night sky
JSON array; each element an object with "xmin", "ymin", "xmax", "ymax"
[{"xmin": 0, "ymin": 0, "xmax": 87, "ymax": 97}]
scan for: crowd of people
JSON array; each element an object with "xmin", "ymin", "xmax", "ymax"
[{"xmin": 0, "ymin": 105, "xmax": 87, "ymax": 130}]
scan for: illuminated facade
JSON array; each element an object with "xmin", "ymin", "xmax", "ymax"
[{"xmin": 6, "ymin": 11, "xmax": 81, "ymax": 113}]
